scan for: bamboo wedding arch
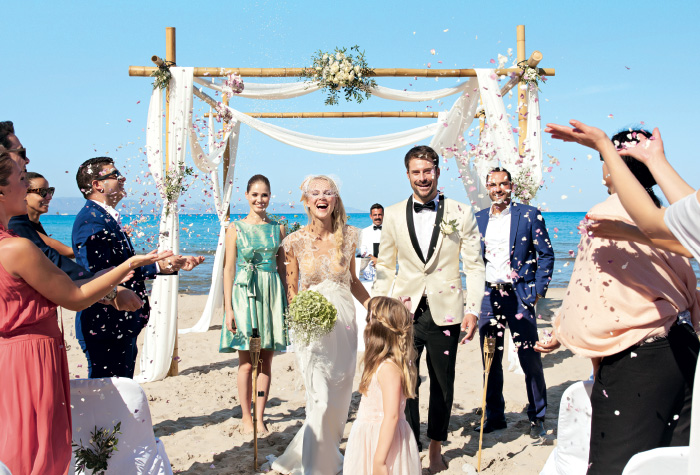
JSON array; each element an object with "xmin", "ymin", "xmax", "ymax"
[{"xmin": 128, "ymin": 25, "xmax": 555, "ymax": 380}]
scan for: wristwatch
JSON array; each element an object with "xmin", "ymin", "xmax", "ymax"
[{"xmin": 104, "ymin": 288, "xmax": 118, "ymax": 301}]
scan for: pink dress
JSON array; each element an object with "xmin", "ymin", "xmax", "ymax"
[
  {"xmin": 0, "ymin": 226, "xmax": 71, "ymax": 475},
  {"xmin": 343, "ymin": 361, "xmax": 421, "ymax": 475}
]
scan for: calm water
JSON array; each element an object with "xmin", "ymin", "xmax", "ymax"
[{"xmin": 41, "ymin": 212, "xmax": 698, "ymax": 294}]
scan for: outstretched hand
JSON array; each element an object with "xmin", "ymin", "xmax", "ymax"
[
  {"xmin": 617, "ymin": 127, "xmax": 665, "ymax": 165},
  {"xmin": 545, "ymin": 120, "xmax": 609, "ymax": 151},
  {"xmin": 534, "ymin": 335, "xmax": 561, "ymax": 354},
  {"xmin": 181, "ymin": 255, "xmax": 205, "ymax": 271},
  {"xmin": 130, "ymin": 250, "xmax": 174, "ymax": 269}
]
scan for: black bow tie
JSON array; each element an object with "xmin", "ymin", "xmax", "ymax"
[
  {"xmin": 373, "ymin": 225, "xmax": 382, "ymax": 230},
  {"xmin": 413, "ymin": 201, "xmax": 436, "ymax": 213}
]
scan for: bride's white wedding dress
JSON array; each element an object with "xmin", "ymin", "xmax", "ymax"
[{"xmin": 272, "ymin": 225, "xmax": 360, "ymax": 475}]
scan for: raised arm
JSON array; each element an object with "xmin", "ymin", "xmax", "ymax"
[
  {"xmin": 585, "ymin": 216, "xmax": 693, "ymax": 258},
  {"xmin": 617, "ymin": 128, "xmax": 695, "ymax": 204},
  {"xmin": 222, "ymin": 224, "xmax": 238, "ymax": 333},
  {"xmin": 0, "ymin": 237, "xmax": 168, "ymax": 311},
  {"xmin": 546, "ymin": 120, "xmax": 676, "ymax": 240}
]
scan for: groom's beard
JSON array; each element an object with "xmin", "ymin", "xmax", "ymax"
[{"xmin": 412, "ymin": 180, "xmax": 437, "ymax": 201}]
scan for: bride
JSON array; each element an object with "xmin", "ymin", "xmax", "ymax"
[{"xmin": 272, "ymin": 175, "xmax": 370, "ymax": 475}]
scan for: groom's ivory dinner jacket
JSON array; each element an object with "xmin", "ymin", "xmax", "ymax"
[{"xmin": 372, "ymin": 195, "xmax": 485, "ymax": 326}]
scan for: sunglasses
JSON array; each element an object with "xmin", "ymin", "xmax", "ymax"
[
  {"xmin": 7, "ymin": 147, "xmax": 27, "ymax": 161},
  {"xmin": 27, "ymin": 187, "xmax": 55, "ymax": 198},
  {"xmin": 94, "ymin": 170, "xmax": 124, "ymax": 181}
]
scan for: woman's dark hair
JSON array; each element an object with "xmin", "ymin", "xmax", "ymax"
[
  {"xmin": 26, "ymin": 171, "xmax": 44, "ymax": 183},
  {"xmin": 0, "ymin": 152, "xmax": 15, "ymax": 186},
  {"xmin": 602, "ymin": 128, "xmax": 661, "ymax": 208},
  {"xmin": 247, "ymin": 174, "xmax": 270, "ymax": 192}
]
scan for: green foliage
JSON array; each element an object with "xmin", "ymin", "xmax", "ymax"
[
  {"xmin": 73, "ymin": 421, "xmax": 122, "ymax": 475},
  {"xmin": 164, "ymin": 166, "xmax": 195, "ymax": 216},
  {"xmin": 301, "ymin": 45, "xmax": 377, "ymax": 106},
  {"xmin": 151, "ymin": 61, "xmax": 175, "ymax": 91},
  {"xmin": 287, "ymin": 290, "xmax": 338, "ymax": 344}
]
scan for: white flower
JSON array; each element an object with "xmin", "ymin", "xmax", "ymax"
[
  {"xmin": 336, "ymin": 52, "xmax": 342, "ymax": 60},
  {"xmin": 354, "ymin": 65, "xmax": 360, "ymax": 74},
  {"xmin": 440, "ymin": 218, "xmax": 459, "ymax": 236}
]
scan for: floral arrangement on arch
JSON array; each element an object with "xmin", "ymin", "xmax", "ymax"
[
  {"xmin": 512, "ymin": 168, "xmax": 542, "ymax": 203},
  {"xmin": 211, "ymin": 72, "xmax": 245, "ymax": 148},
  {"xmin": 302, "ymin": 46, "xmax": 377, "ymax": 106},
  {"xmin": 517, "ymin": 61, "xmax": 546, "ymax": 92}
]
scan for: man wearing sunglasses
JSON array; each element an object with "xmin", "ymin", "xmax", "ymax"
[{"xmin": 72, "ymin": 156, "xmax": 204, "ymax": 378}]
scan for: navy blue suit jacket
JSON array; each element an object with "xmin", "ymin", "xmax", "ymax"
[
  {"xmin": 475, "ymin": 203, "xmax": 554, "ymax": 307},
  {"xmin": 72, "ymin": 200, "xmax": 158, "ymax": 341},
  {"xmin": 8, "ymin": 214, "xmax": 92, "ymax": 281}
]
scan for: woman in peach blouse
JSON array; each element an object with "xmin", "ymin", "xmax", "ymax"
[{"xmin": 537, "ymin": 128, "xmax": 700, "ymax": 475}]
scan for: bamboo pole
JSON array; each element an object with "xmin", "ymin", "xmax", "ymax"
[
  {"xmin": 165, "ymin": 27, "xmax": 179, "ymax": 378},
  {"xmin": 222, "ymin": 96, "xmax": 231, "ymax": 221},
  {"xmin": 517, "ymin": 25, "xmax": 527, "ymax": 157},
  {"xmin": 129, "ymin": 65, "xmax": 555, "ymax": 78}
]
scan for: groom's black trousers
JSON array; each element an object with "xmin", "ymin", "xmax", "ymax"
[{"xmin": 405, "ymin": 296, "xmax": 461, "ymax": 447}]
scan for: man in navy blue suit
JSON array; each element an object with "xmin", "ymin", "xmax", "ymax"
[
  {"xmin": 474, "ymin": 167, "xmax": 554, "ymax": 439},
  {"xmin": 72, "ymin": 157, "xmax": 202, "ymax": 378}
]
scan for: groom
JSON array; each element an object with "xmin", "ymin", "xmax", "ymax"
[{"xmin": 373, "ymin": 145, "xmax": 485, "ymax": 472}]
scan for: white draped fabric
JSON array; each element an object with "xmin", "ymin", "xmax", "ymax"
[
  {"xmin": 193, "ymin": 76, "xmax": 472, "ymax": 102},
  {"xmin": 179, "ymin": 119, "xmax": 241, "ymax": 334},
  {"xmin": 137, "ymin": 67, "xmax": 193, "ymax": 383}
]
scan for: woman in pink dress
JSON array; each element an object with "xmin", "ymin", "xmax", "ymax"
[
  {"xmin": 0, "ymin": 152, "xmax": 169, "ymax": 474},
  {"xmin": 344, "ymin": 296, "xmax": 421, "ymax": 475}
]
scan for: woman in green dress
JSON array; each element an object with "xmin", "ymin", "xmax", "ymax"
[{"xmin": 221, "ymin": 174, "xmax": 288, "ymax": 434}]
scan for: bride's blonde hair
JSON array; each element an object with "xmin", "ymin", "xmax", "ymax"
[
  {"xmin": 300, "ymin": 175, "xmax": 347, "ymax": 259},
  {"xmin": 359, "ymin": 297, "xmax": 418, "ymax": 398}
]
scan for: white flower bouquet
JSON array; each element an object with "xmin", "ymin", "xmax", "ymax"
[
  {"xmin": 287, "ymin": 290, "xmax": 338, "ymax": 344},
  {"xmin": 302, "ymin": 45, "xmax": 377, "ymax": 105}
]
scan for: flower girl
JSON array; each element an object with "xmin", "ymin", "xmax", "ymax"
[{"xmin": 343, "ymin": 297, "xmax": 421, "ymax": 475}]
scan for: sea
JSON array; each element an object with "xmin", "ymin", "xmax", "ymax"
[{"xmin": 41, "ymin": 212, "xmax": 699, "ymax": 294}]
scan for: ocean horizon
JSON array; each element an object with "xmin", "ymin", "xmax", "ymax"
[{"xmin": 40, "ymin": 212, "xmax": 699, "ymax": 295}]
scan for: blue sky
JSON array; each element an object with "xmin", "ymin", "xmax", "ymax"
[{"xmin": 3, "ymin": 0, "xmax": 699, "ymax": 213}]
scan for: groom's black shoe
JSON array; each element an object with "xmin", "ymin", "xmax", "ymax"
[
  {"xmin": 473, "ymin": 419, "xmax": 507, "ymax": 433},
  {"xmin": 530, "ymin": 419, "xmax": 546, "ymax": 439}
]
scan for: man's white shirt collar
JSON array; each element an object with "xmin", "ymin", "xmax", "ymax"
[
  {"xmin": 489, "ymin": 202, "xmax": 512, "ymax": 218},
  {"xmin": 91, "ymin": 199, "xmax": 122, "ymax": 226}
]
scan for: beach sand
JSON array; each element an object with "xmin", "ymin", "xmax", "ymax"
[{"xmin": 63, "ymin": 287, "xmax": 591, "ymax": 474}]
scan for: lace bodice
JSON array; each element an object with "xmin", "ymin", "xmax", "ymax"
[{"xmin": 282, "ymin": 225, "xmax": 360, "ymax": 291}]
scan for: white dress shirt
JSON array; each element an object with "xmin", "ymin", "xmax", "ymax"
[
  {"xmin": 484, "ymin": 204, "xmax": 512, "ymax": 283},
  {"xmin": 411, "ymin": 195, "xmax": 440, "ymax": 259},
  {"xmin": 360, "ymin": 225, "xmax": 382, "ymax": 257}
]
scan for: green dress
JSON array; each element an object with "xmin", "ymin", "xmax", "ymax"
[{"xmin": 219, "ymin": 221, "xmax": 288, "ymax": 352}]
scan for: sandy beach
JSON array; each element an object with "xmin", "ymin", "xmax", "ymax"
[{"xmin": 63, "ymin": 287, "xmax": 591, "ymax": 474}]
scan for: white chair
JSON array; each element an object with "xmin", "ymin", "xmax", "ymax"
[
  {"xmin": 69, "ymin": 377, "xmax": 172, "ymax": 475},
  {"xmin": 540, "ymin": 380, "xmax": 593, "ymax": 475}
]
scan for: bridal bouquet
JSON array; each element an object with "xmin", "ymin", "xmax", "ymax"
[
  {"xmin": 287, "ymin": 290, "xmax": 338, "ymax": 344},
  {"xmin": 302, "ymin": 45, "xmax": 377, "ymax": 105}
]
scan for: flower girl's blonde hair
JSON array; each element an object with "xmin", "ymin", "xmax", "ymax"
[{"xmin": 359, "ymin": 297, "xmax": 418, "ymax": 398}]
